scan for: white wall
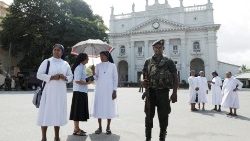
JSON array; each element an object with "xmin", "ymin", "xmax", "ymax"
[{"xmin": 218, "ymin": 62, "xmax": 240, "ymax": 79}]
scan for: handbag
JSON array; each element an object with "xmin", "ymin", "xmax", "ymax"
[
  {"xmin": 85, "ymin": 75, "xmax": 95, "ymax": 82},
  {"xmin": 32, "ymin": 60, "xmax": 50, "ymax": 108}
]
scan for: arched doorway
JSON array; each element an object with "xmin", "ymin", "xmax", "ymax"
[
  {"xmin": 118, "ymin": 60, "xmax": 128, "ymax": 86},
  {"xmin": 190, "ymin": 58, "xmax": 205, "ymax": 76}
]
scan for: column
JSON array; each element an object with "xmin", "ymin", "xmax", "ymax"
[
  {"xmin": 144, "ymin": 40, "xmax": 149, "ymax": 58},
  {"xmin": 165, "ymin": 39, "xmax": 170, "ymax": 57},
  {"xmin": 207, "ymin": 31, "xmax": 217, "ymax": 80},
  {"xmin": 129, "ymin": 41, "xmax": 136, "ymax": 82},
  {"xmin": 180, "ymin": 36, "xmax": 187, "ymax": 81}
]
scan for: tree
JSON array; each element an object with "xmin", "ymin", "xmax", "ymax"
[{"xmin": 0, "ymin": 0, "xmax": 108, "ymax": 71}]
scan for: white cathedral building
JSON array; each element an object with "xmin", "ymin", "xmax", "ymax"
[{"xmin": 108, "ymin": 0, "xmax": 240, "ymax": 85}]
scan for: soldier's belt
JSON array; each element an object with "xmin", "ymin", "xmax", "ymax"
[{"xmin": 149, "ymin": 88, "xmax": 169, "ymax": 92}]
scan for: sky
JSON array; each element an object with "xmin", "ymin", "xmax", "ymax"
[{"xmin": 2, "ymin": 0, "xmax": 250, "ymax": 67}]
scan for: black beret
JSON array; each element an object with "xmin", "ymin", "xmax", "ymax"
[{"xmin": 152, "ymin": 39, "xmax": 164, "ymax": 46}]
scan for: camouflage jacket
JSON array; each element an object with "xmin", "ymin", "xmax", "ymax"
[{"xmin": 143, "ymin": 55, "xmax": 177, "ymax": 89}]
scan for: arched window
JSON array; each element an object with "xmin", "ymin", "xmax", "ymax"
[
  {"xmin": 193, "ymin": 42, "xmax": 200, "ymax": 53},
  {"xmin": 120, "ymin": 45, "xmax": 126, "ymax": 55}
]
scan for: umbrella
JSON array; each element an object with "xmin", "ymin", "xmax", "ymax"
[{"xmin": 71, "ymin": 39, "xmax": 114, "ymax": 57}]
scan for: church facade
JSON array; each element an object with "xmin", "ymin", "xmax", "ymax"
[{"xmin": 108, "ymin": 0, "xmax": 240, "ymax": 84}]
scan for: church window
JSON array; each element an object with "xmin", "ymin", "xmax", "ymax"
[
  {"xmin": 193, "ymin": 42, "xmax": 200, "ymax": 53},
  {"xmin": 138, "ymin": 46, "xmax": 143, "ymax": 55},
  {"xmin": 173, "ymin": 45, "xmax": 178, "ymax": 54},
  {"xmin": 120, "ymin": 45, "xmax": 126, "ymax": 55}
]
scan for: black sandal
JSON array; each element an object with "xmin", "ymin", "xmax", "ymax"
[
  {"xmin": 232, "ymin": 113, "xmax": 238, "ymax": 116},
  {"xmin": 73, "ymin": 130, "xmax": 86, "ymax": 136},
  {"xmin": 95, "ymin": 128, "xmax": 102, "ymax": 134},
  {"xmin": 106, "ymin": 129, "xmax": 112, "ymax": 135}
]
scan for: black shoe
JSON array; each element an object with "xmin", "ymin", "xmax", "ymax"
[
  {"xmin": 145, "ymin": 128, "xmax": 152, "ymax": 140},
  {"xmin": 106, "ymin": 129, "xmax": 112, "ymax": 135},
  {"xmin": 95, "ymin": 128, "xmax": 102, "ymax": 134},
  {"xmin": 159, "ymin": 130, "xmax": 166, "ymax": 141}
]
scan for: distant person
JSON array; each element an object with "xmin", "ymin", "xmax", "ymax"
[
  {"xmin": 188, "ymin": 70, "xmax": 199, "ymax": 111},
  {"xmin": 221, "ymin": 72, "xmax": 243, "ymax": 116},
  {"xmin": 91, "ymin": 51, "xmax": 118, "ymax": 135},
  {"xmin": 69, "ymin": 53, "xmax": 93, "ymax": 136},
  {"xmin": 4, "ymin": 75, "xmax": 12, "ymax": 91},
  {"xmin": 11, "ymin": 75, "xmax": 15, "ymax": 90},
  {"xmin": 18, "ymin": 73, "xmax": 26, "ymax": 90},
  {"xmin": 197, "ymin": 71, "xmax": 209, "ymax": 110},
  {"xmin": 36, "ymin": 44, "xmax": 73, "ymax": 141},
  {"xmin": 139, "ymin": 74, "xmax": 144, "ymax": 93},
  {"xmin": 209, "ymin": 71, "xmax": 222, "ymax": 111}
]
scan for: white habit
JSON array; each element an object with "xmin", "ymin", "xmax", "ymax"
[
  {"xmin": 37, "ymin": 57, "xmax": 73, "ymax": 126},
  {"xmin": 211, "ymin": 76, "xmax": 222, "ymax": 105},
  {"xmin": 92, "ymin": 62, "xmax": 118, "ymax": 119},
  {"xmin": 221, "ymin": 77, "xmax": 243, "ymax": 109},
  {"xmin": 188, "ymin": 76, "xmax": 198, "ymax": 103},
  {"xmin": 197, "ymin": 76, "xmax": 209, "ymax": 103}
]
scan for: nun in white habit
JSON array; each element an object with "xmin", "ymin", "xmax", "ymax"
[
  {"xmin": 197, "ymin": 71, "xmax": 209, "ymax": 110},
  {"xmin": 209, "ymin": 71, "xmax": 222, "ymax": 111},
  {"xmin": 91, "ymin": 51, "xmax": 118, "ymax": 135},
  {"xmin": 188, "ymin": 70, "xmax": 199, "ymax": 111},
  {"xmin": 36, "ymin": 44, "xmax": 73, "ymax": 141},
  {"xmin": 221, "ymin": 72, "xmax": 243, "ymax": 116}
]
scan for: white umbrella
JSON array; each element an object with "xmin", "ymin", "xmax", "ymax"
[{"xmin": 71, "ymin": 39, "xmax": 114, "ymax": 57}]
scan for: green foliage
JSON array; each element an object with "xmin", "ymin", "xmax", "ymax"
[{"xmin": 0, "ymin": 0, "xmax": 108, "ymax": 71}]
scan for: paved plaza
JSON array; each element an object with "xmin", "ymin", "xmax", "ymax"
[{"xmin": 0, "ymin": 88, "xmax": 250, "ymax": 141}]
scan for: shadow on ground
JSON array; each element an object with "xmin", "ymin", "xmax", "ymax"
[
  {"xmin": 66, "ymin": 135, "xmax": 87, "ymax": 141},
  {"xmin": 66, "ymin": 133, "xmax": 120, "ymax": 141},
  {"xmin": 89, "ymin": 133, "xmax": 120, "ymax": 141}
]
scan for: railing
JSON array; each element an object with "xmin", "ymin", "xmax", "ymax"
[
  {"xmin": 113, "ymin": 13, "xmax": 132, "ymax": 20},
  {"xmin": 112, "ymin": 4, "xmax": 210, "ymax": 20},
  {"xmin": 184, "ymin": 4, "xmax": 208, "ymax": 12}
]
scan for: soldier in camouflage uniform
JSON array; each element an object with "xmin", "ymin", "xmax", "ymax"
[{"xmin": 142, "ymin": 39, "xmax": 178, "ymax": 141}]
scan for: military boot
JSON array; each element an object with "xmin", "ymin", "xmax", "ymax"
[
  {"xmin": 145, "ymin": 128, "xmax": 152, "ymax": 141},
  {"xmin": 159, "ymin": 129, "xmax": 166, "ymax": 141}
]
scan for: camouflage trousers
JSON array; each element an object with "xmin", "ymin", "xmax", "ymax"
[{"xmin": 144, "ymin": 88, "xmax": 171, "ymax": 131}]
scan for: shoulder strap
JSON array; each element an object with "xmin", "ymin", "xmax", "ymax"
[
  {"xmin": 41, "ymin": 60, "xmax": 50, "ymax": 91},
  {"xmin": 45, "ymin": 60, "xmax": 50, "ymax": 74}
]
